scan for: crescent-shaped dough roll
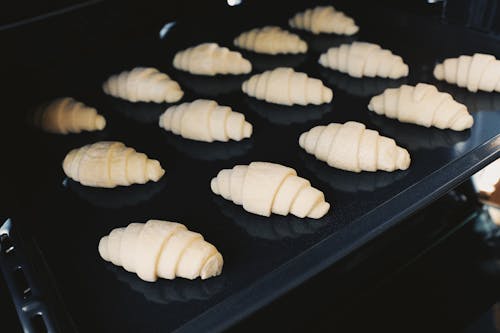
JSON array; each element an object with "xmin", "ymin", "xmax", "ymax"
[
  {"xmin": 210, "ymin": 162, "xmax": 330, "ymax": 219},
  {"xmin": 368, "ymin": 83, "xmax": 473, "ymax": 131},
  {"xmin": 319, "ymin": 42, "xmax": 409, "ymax": 79},
  {"xmin": 159, "ymin": 99, "xmax": 252, "ymax": 142},
  {"xmin": 233, "ymin": 26, "xmax": 307, "ymax": 55},
  {"xmin": 242, "ymin": 67, "xmax": 333, "ymax": 105},
  {"xmin": 433, "ymin": 53, "xmax": 500, "ymax": 93},
  {"xmin": 102, "ymin": 67, "xmax": 183, "ymax": 103},
  {"xmin": 288, "ymin": 6, "xmax": 359, "ymax": 35},
  {"xmin": 173, "ymin": 43, "xmax": 252, "ymax": 76},
  {"xmin": 33, "ymin": 97, "xmax": 106, "ymax": 134},
  {"xmin": 299, "ymin": 121, "xmax": 410, "ymax": 172},
  {"xmin": 62, "ymin": 141, "xmax": 165, "ymax": 188},
  {"xmin": 98, "ymin": 220, "xmax": 223, "ymax": 282}
]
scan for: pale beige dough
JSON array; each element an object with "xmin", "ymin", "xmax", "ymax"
[
  {"xmin": 62, "ymin": 141, "xmax": 165, "ymax": 188},
  {"xmin": 33, "ymin": 97, "xmax": 106, "ymax": 134},
  {"xmin": 299, "ymin": 121, "xmax": 411, "ymax": 172},
  {"xmin": 210, "ymin": 162, "xmax": 330, "ymax": 218},
  {"xmin": 433, "ymin": 53, "xmax": 500, "ymax": 92},
  {"xmin": 289, "ymin": 6, "xmax": 359, "ymax": 35},
  {"xmin": 173, "ymin": 43, "xmax": 252, "ymax": 76},
  {"xmin": 242, "ymin": 67, "xmax": 333, "ymax": 105},
  {"xmin": 319, "ymin": 42, "xmax": 409, "ymax": 79},
  {"xmin": 98, "ymin": 220, "xmax": 223, "ymax": 282},
  {"xmin": 159, "ymin": 99, "xmax": 252, "ymax": 142},
  {"xmin": 102, "ymin": 67, "xmax": 183, "ymax": 103},
  {"xmin": 234, "ymin": 26, "xmax": 307, "ymax": 55},
  {"xmin": 368, "ymin": 83, "xmax": 473, "ymax": 131}
]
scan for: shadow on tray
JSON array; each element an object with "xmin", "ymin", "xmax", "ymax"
[
  {"xmin": 213, "ymin": 197, "xmax": 329, "ymax": 241},
  {"xmin": 432, "ymin": 81, "xmax": 500, "ymax": 112},
  {"xmin": 244, "ymin": 97, "xmax": 332, "ymax": 125},
  {"xmin": 242, "ymin": 52, "xmax": 307, "ymax": 72},
  {"xmin": 174, "ymin": 71, "xmax": 247, "ymax": 97},
  {"xmin": 299, "ymin": 152, "xmax": 409, "ymax": 194},
  {"xmin": 319, "ymin": 69, "xmax": 407, "ymax": 98},
  {"xmin": 104, "ymin": 96, "xmax": 168, "ymax": 124},
  {"xmin": 164, "ymin": 133, "xmax": 253, "ymax": 161},
  {"xmin": 106, "ymin": 264, "xmax": 225, "ymax": 305},
  {"xmin": 368, "ymin": 113, "xmax": 471, "ymax": 151},
  {"xmin": 66, "ymin": 178, "xmax": 167, "ymax": 209},
  {"xmin": 302, "ymin": 34, "xmax": 358, "ymax": 54}
]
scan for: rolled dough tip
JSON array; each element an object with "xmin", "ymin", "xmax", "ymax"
[
  {"xmin": 367, "ymin": 101, "xmax": 374, "ymax": 111},
  {"xmin": 168, "ymin": 90, "xmax": 184, "ymax": 102},
  {"xmin": 346, "ymin": 25, "xmax": 359, "ymax": 35},
  {"xmin": 298, "ymin": 132, "xmax": 307, "ymax": 148},
  {"xmin": 242, "ymin": 60, "xmax": 252, "ymax": 73},
  {"xmin": 433, "ymin": 64, "xmax": 444, "ymax": 80},
  {"xmin": 308, "ymin": 202, "xmax": 330, "ymax": 219},
  {"xmin": 200, "ymin": 253, "xmax": 223, "ymax": 279},
  {"xmin": 210, "ymin": 178, "xmax": 219, "ymax": 194},
  {"xmin": 98, "ymin": 236, "xmax": 109, "ymax": 261},
  {"xmin": 243, "ymin": 122, "xmax": 253, "ymax": 138},
  {"xmin": 299, "ymin": 41, "xmax": 308, "ymax": 53},
  {"xmin": 402, "ymin": 64, "xmax": 409, "ymax": 77},
  {"xmin": 451, "ymin": 114, "xmax": 474, "ymax": 131},
  {"xmin": 323, "ymin": 87, "xmax": 333, "ymax": 103},
  {"xmin": 318, "ymin": 54, "xmax": 326, "ymax": 66},
  {"xmin": 95, "ymin": 115, "xmax": 106, "ymax": 130},
  {"xmin": 147, "ymin": 160, "xmax": 165, "ymax": 181},
  {"xmin": 397, "ymin": 148, "xmax": 411, "ymax": 170}
]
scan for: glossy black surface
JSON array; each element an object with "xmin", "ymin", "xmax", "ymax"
[{"xmin": 2, "ymin": 1, "xmax": 500, "ymax": 332}]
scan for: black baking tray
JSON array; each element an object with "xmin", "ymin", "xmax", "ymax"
[{"xmin": 1, "ymin": 1, "xmax": 499, "ymax": 332}]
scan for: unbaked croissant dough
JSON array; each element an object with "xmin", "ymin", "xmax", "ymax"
[
  {"xmin": 63, "ymin": 141, "xmax": 165, "ymax": 188},
  {"xmin": 103, "ymin": 67, "xmax": 183, "ymax": 103},
  {"xmin": 98, "ymin": 220, "xmax": 223, "ymax": 282},
  {"xmin": 242, "ymin": 67, "xmax": 333, "ymax": 105},
  {"xmin": 368, "ymin": 83, "xmax": 473, "ymax": 131},
  {"xmin": 211, "ymin": 162, "xmax": 330, "ymax": 218},
  {"xmin": 173, "ymin": 43, "xmax": 252, "ymax": 76},
  {"xmin": 299, "ymin": 121, "xmax": 410, "ymax": 172},
  {"xmin": 433, "ymin": 53, "xmax": 500, "ymax": 93},
  {"xmin": 159, "ymin": 99, "xmax": 252, "ymax": 142},
  {"xmin": 233, "ymin": 26, "xmax": 307, "ymax": 55},
  {"xmin": 289, "ymin": 6, "xmax": 359, "ymax": 35},
  {"xmin": 319, "ymin": 42, "xmax": 409, "ymax": 79},
  {"xmin": 33, "ymin": 97, "xmax": 106, "ymax": 134}
]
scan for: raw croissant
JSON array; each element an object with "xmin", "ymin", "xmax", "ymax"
[
  {"xmin": 289, "ymin": 6, "xmax": 359, "ymax": 35},
  {"xmin": 368, "ymin": 83, "xmax": 473, "ymax": 131},
  {"xmin": 63, "ymin": 141, "xmax": 165, "ymax": 188},
  {"xmin": 211, "ymin": 162, "xmax": 330, "ymax": 219},
  {"xmin": 242, "ymin": 67, "xmax": 333, "ymax": 105},
  {"xmin": 433, "ymin": 53, "xmax": 500, "ymax": 93},
  {"xmin": 299, "ymin": 121, "xmax": 410, "ymax": 172},
  {"xmin": 233, "ymin": 26, "xmax": 307, "ymax": 55},
  {"xmin": 33, "ymin": 97, "xmax": 106, "ymax": 134},
  {"xmin": 319, "ymin": 42, "xmax": 409, "ymax": 79},
  {"xmin": 159, "ymin": 99, "xmax": 252, "ymax": 142},
  {"xmin": 102, "ymin": 67, "xmax": 183, "ymax": 103},
  {"xmin": 98, "ymin": 220, "xmax": 223, "ymax": 282},
  {"xmin": 173, "ymin": 43, "xmax": 252, "ymax": 76}
]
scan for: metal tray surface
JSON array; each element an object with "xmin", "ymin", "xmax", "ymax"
[{"xmin": 2, "ymin": 1, "xmax": 500, "ymax": 332}]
